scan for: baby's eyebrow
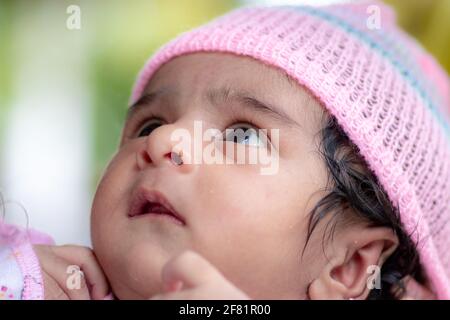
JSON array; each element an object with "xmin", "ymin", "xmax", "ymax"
[
  {"xmin": 128, "ymin": 86, "xmax": 301, "ymax": 128},
  {"xmin": 127, "ymin": 87, "xmax": 172, "ymax": 121},
  {"xmin": 205, "ymin": 86, "xmax": 300, "ymax": 128}
]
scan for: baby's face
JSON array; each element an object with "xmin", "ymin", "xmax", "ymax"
[{"xmin": 91, "ymin": 53, "xmax": 330, "ymax": 299}]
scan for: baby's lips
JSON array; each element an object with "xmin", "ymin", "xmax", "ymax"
[{"xmin": 128, "ymin": 187, "xmax": 186, "ymax": 225}]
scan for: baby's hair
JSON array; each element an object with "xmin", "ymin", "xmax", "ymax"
[{"xmin": 305, "ymin": 113, "xmax": 425, "ymax": 299}]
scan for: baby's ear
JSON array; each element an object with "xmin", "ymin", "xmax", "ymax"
[{"xmin": 308, "ymin": 227, "xmax": 398, "ymax": 300}]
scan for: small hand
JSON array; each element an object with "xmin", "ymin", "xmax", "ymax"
[
  {"xmin": 399, "ymin": 276, "xmax": 435, "ymax": 300},
  {"xmin": 33, "ymin": 244, "xmax": 109, "ymax": 300},
  {"xmin": 150, "ymin": 250, "xmax": 249, "ymax": 300}
]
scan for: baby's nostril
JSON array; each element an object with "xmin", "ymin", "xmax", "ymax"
[
  {"xmin": 140, "ymin": 150, "xmax": 151, "ymax": 163},
  {"xmin": 136, "ymin": 150, "xmax": 153, "ymax": 170},
  {"xmin": 170, "ymin": 151, "xmax": 183, "ymax": 166}
]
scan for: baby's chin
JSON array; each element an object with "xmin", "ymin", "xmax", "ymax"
[{"xmin": 100, "ymin": 240, "xmax": 181, "ymax": 299}]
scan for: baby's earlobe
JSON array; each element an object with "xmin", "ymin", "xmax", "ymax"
[{"xmin": 307, "ymin": 261, "xmax": 349, "ymax": 300}]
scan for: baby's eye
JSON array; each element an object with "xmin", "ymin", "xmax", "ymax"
[
  {"xmin": 222, "ymin": 123, "xmax": 267, "ymax": 147},
  {"xmin": 137, "ymin": 119, "xmax": 164, "ymax": 137}
]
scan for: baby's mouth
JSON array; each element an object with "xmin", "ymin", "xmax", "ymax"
[{"xmin": 128, "ymin": 188, "xmax": 186, "ymax": 225}]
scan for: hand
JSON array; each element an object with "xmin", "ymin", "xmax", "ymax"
[
  {"xmin": 150, "ymin": 250, "xmax": 249, "ymax": 300},
  {"xmin": 399, "ymin": 276, "xmax": 435, "ymax": 300},
  {"xmin": 33, "ymin": 244, "xmax": 109, "ymax": 300}
]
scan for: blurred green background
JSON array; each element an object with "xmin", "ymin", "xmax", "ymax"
[{"xmin": 0, "ymin": 0, "xmax": 448, "ymax": 245}]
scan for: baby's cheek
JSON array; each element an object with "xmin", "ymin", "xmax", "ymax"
[
  {"xmin": 94, "ymin": 148, "xmax": 137, "ymax": 205},
  {"xmin": 92, "ymin": 175, "xmax": 124, "ymax": 222},
  {"xmin": 111, "ymin": 242, "xmax": 170, "ymax": 299}
]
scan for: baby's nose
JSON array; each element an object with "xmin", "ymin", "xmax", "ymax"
[{"xmin": 136, "ymin": 124, "xmax": 193, "ymax": 173}]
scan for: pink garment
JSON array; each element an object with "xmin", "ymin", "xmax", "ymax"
[
  {"xmin": 130, "ymin": 1, "xmax": 450, "ymax": 298},
  {"xmin": 0, "ymin": 220, "xmax": 54, "ymax": 300},
  {"xmin": 0, "ymin": 222, "xmax": 113, "ymax": 300}
]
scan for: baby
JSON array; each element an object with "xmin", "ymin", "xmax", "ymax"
[{"xmin": 1, "ymin": 1, "xmax": 449, "ymax": 300}]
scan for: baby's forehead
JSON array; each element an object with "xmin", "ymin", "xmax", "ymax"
[
  {"xmin": 147, "ymin": 54, "xmax": 280, "ymax": 89},
  {"xmin": 142, "ymin": 53, "xmax": 319, "ymax": 110}
]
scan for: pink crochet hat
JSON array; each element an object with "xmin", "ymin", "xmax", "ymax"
[{"xmin": 130, "ymin": 1, "xmax": 450, "ymax": 298}]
